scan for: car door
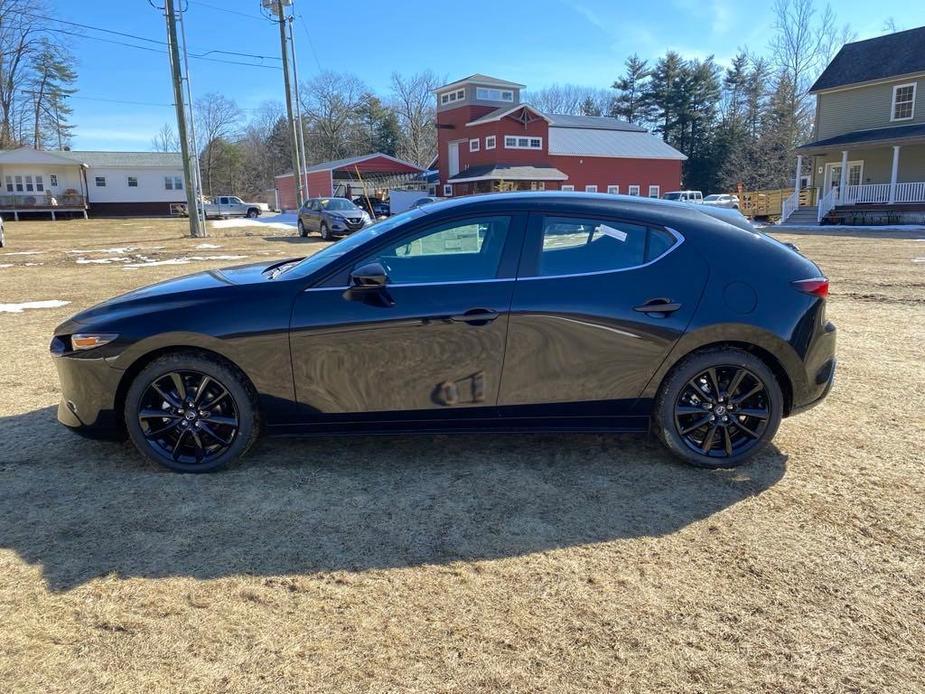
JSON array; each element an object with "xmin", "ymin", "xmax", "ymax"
[
  {"xmin": 229, "ymin": 196, "xmax": 245, "ymax": 216},
  {"xmin": 306, "ymin": 199, "xmax": 322, "ymax": 231},
  {"xmin": 498, "ymin": 212, "xmax": 708, "ymax": 419},
  {"xmin": 289, "ymin": 213, "xmax": 525, "ymax": 420}
]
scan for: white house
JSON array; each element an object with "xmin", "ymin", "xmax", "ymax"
[{"xmin": 0, "ymin": 146, "xmax": 186, "ymax": 219}]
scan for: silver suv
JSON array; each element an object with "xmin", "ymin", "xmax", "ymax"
[{"xmin": 297, "ymin": 197, "xmax": 371, "ymax": 240}]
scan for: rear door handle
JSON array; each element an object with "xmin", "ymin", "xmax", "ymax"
[
  {"xmin": 634, "ymin": 298, "xmax": 682, "ymax": 315},
  {"xmin": 449, "ymin": 309, "xmax": 499, "ymax": 325}
]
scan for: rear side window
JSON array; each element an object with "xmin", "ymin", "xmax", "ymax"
[{"xmin": 534, "ymin": 216, "xmax": 676, "ymax": 277}]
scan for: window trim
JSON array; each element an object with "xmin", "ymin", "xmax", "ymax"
[
  {"xmin": 628, "ymin": 184, "xmax": 640, "ymax": 196},
  {"xmin": 585, "ymin": 185, "xmax": 598, "ymax": 193},
  {"xmin": 485, "ymin": 135, "xmax": 496, "ymax": 150},
  {"xmin": 443, "ymin": 184, "xmax": 453, "ymax": 196},
  {"xmin": 648, "ymin": 185, "xmax": 660, "ymax": 198},
  {"xmin": 476, "ymin": 87, "xmax": 514, "ymax": 102},
  {"xmin": 503, "ymin": 135, "xmax": 543, "ymax": 150},
  {"xmin": 607, "ymin": 185, "xmax": 620, "ymax": 194},
  {"xmin": 440, "ymin": 88, "xmax": 467, "ymax": 105},
  {"xmin": 94, "ymin": 176, "xmax": 106, "ymax": 187},
  {"xmin": 469, "ymin": 138, "xmax": 480, "ymax": 152},
  {"xmin": 891, "ymin": 82, "xmax": 916, "ymax": 122},
  {"xmin": 520, "ymin": 223, "xmax": 685, "ymax": 282},
  {"xmin": 127, "ymin": 175, "xmax": 139, "ymax": 188},
  {"xmin": 49, "ymin": 174, "xmax": 58, "ymax": 187}
]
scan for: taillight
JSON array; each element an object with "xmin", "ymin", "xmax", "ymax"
[{"xmin": 792, "ymin": 277, "xmax": 829, "ymax": 299}]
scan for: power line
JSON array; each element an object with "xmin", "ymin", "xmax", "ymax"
[
  {"xmin": 20, "ymin": 90, "xmax": 174, "ymax": 108},
  {"xmin": 297, "ymin": 13, "xmax": 324, "ymax": 73},
  {"xmin": 187, "ymin": 0, "xmax": 265, "ymax": 21}
]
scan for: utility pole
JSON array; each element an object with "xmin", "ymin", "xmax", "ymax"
[
  {"xmin": 177, "ymin": 2, "xmax": 207, "ymax": 234},
  {"xmin": 274, "ymin": 0, "xmax": 303, "ymax": 209},
  {"xmin": 287, "ymin": 16, "xmax": 309, "ymax": 199},
  {"xmin": 164, "ymin": 0, "xmax": 204, "ymax": 237}
]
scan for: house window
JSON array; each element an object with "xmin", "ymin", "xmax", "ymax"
[
  {"xmin": 607, "ymin": 185, "xmax": 619, "ymax": 194},
  {"xmin": 49, "ymin": 174, "xmax": 58, "ymax": 187},
  {"xmin": 14, "ymin": 175, "xmax": 23, "ymax": 192},
  {"xmin": 504, "ymin": 135, "xmax": 543, "ymax": 150},
  {"xmin": 441, "ymin": 88, "xmax": 466, "ymax": 105},
  {"xmin": 25, "ymin": 175, "xmax": 34, "ymax": 192},
  {"xmin": 443, "ymin": 184, "xmax": 453, "ymax": 196},
  {"xmin": 585, "ymin": 185, "xmax": 598, "ymax": 193},
  {"xmin": 561, "ymin": 185, "xmax": 575, "ymax": 191},
  {"xmin": 476, "ymin": 87, "xmax": 514, "ymax": 102},
  {"xmin": 485, "ymin": 135, "xmax": 496, "ymax": 150},
  {"xmin": 4, "ymin": 176, "xmax": 11, "ymax": 192},
  {"xmin": 35, "ymin": 175, "xmax": 43, "ymax": 192},
  {"xmin": 165, "ymin": 176, "xmax": 182, "ymax": 190},
  {"xmin": 892, "ymin": 83, "xmax": 916, "ymax": 121},
  {"xmin": 628, "ymin": 185, "xmax": 640, "ymax": 196},
  {"xmin": 530, "ymin": 181, "xmax": 545, "ymax": 191},
  {"xmin": 128, "ymin": 176, "xmax": 138, "ymax": 187},
  {"xmin": 648, "ymin": 185, "xmax": 660, "ymax": 198},
  {"xmin": 95, "ymin": 176, "xmax": 106, "ymax": 187},
  {"xmin": 469, "ymin": 138, "xmax": 480, "ymax": 152}
]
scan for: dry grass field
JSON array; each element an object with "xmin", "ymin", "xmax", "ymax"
[{"xmin": 0, "ymin": 216, "xmax": 923, "ymax": 693}]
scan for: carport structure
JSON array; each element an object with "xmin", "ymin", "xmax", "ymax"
[{"xmin": 275, "ymin": 153, "xmax": 426, "ymax": 210}]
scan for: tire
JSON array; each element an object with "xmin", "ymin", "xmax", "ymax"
[
  {"xmin": 297, "ymin": 219, "xmax": 307, "ymax": 238},
  {"xmin": 124, "ymin": 351, "xmax": 259, "ymax": 473},
  {"xmin": 654, "ymin": 347, "xmax": 783, "ymax": 468},
  {"xmin": 320, "ymin": 222, "xmax": 332, "ymax": 241},
  {"xmin": 247, "ymin": 208, "xmax": 259, "ymax": 218}
]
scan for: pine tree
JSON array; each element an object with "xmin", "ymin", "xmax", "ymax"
[
  {"xmin": 28, "ymin": 38, "xmax": 77, "ymax": 149},
  {"xmin": 610, "ymin": 54, "xmax": 653, "ymax": 125},
  {"xmin": 579, "ymin": 95, "xmax": 601, "ymax": 117},
  {"xmin": 647, "ymin": 51, "xmax": 687, "ymax": 145}
]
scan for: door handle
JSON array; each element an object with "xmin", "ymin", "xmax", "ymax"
[
  {"xmin": 634, "ymin": 298, "xmax": 682, "ymax": 315},
  {"xmin": 449, "ymin": 309, "xmax": 499, "ymax": 325}
]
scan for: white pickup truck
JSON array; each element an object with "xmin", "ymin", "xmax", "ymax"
[{"xmin": 199, "ymin": 196, "xmax": 264, "ymax": 219}]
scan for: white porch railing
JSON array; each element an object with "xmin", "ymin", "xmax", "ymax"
[
  {"xmin": 841, "ymin": 182, "xmax": 925, "ymax": 205},
  {"xmin": 780, "ymin": 190, "xmax": 799, "ymax": 222},
  {"xmin": 818, "ymin": 187, "xmax": 837, "ymax": 223},
  {"xmin": 894, "ymin": 182, "xmax": 925, "ymax": 203}
]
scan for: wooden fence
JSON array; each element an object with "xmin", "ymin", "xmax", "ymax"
[{"xmin": 736, "ymin": 187, "xmax": 817, "ymax": 218}]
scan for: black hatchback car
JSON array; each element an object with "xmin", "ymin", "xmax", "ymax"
[{"xmin": 51, "ymin": 193, "xmax": 835, "ymax": 473}]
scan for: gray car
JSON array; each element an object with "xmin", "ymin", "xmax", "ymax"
[{"xmin": 297, "ymin": 197, "xmax": 371, "ymax": 240}]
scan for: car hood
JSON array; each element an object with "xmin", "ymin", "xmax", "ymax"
[
  {"xmin": 325, "ymin": 210, "xmax": 365, "ymax": 219},
  {"xmin": 62, "ymin": 259, "xmax": 298, "ymax": 326}
]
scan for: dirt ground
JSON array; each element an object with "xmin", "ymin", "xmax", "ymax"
[{"xmin": 0, "ymin": 217, "xmax": 923, "ymax": 693}]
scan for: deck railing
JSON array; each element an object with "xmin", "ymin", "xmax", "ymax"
[
  {"xmin": 841, "ymin": 182, "xmax": 925, "ymax": 205},
  {"xmin": 894, "ymin": 182, "xmax": 925, "ymax": 203},
  {"xmin": 817, "ymin": 187, "xmax": 837, "ymax": 223},
  {"xmin": 0, "ymin": 193, "xmax": 87, "ymax": 208},
  {"xmin": 780, "ymin": 190, "xmax": 800, "ymax": 222}
]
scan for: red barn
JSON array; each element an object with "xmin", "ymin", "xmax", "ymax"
[{"xmin": 435, "ymin": 74, "xmax": 685, "ymax": 197}]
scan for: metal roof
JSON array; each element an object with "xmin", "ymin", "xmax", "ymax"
[
  {"xmin": 54, "ymin": 150, "xmax": 183, "ymax": 168},
  {"xmin": 797, "ymin": 122, "xmax": 925, "ymax": 152},
  {"xmin": 810, "ymin": 26, "xmax": 925, "ymax": 92},
  {"xmin": 277, "ymin": 153, "xmax": 425, "ymax": 178},
  {"xmin": 545, "ymin": 113, "xmax": 645, "ymax": 132},
  {"xmin": 548, "ymin": 128, "xmax": 687, "ymax": 160},
  {"xmin": 436, "ymin": 74, "xmax": 526, "ymax": 92},
  {"xmin": 447, "ymin": 164, "xmax": 569, "ymax": 183}
]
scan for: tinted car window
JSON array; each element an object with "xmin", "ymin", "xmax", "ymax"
[
  {"xmin": 358, "ymin": 216, "xmax": 511, "ymax": 284},
  {"xmin": 536, "ymin": 217, "xmax": 676, "ymax": 277}
]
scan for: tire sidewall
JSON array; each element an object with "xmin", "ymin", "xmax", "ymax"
[
  {"xmin": 320, "ymin": 222, "xmax": 330, "ymax": 240},
  {"xmin": 297, "ymin": 219, "xmax": 306, "ymax": 237},
  {"xmin": 124, "ymin": 353, "xmax": 258, "ymax": 473},
  {"xmin": 655, "ymin": 349, "xmax": 783, "ymax": 468}
]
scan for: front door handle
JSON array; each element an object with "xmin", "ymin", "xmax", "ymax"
[
  {"xmin": 634, "ymin": 298, "xmax": 682, "ymax": 316},
  {"xmin": 449, "ymin": 309, "xmax": 499, "ymax": 325}
]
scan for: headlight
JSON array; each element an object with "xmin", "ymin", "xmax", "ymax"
[
  {"xmin": 71, "ymin": 333, "xmax": 119, "ymax": 351},
  {"xmin": 361, "ymin": 212, "xmax": 371, "ymax": 222}
]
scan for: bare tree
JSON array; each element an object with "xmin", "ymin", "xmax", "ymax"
[
  {"xmin": 0, "ymin": 0, "xmax": 44, "ymax": 147},
  {"xmin": 194, "ymin": 92, "xmax": 242, "ymax": 196},
  {"xmin": 524, "ymin": 83, "xmax": 612, "ymax": 116},
  {"xmin": 299, "ymin": 70, "xmax": 368, "ymax": 162},
  {"xmin": 389, "ymin": 70, "xmax": 442, "ymax": 167},
  {"xmin": 151, "ymin": 122, "xmax": 180, "ymax": 152}
]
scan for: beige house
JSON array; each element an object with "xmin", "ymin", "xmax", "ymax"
[{"xmin": 786, "ymin": 26, "xmax": 925, "ymax": 225}]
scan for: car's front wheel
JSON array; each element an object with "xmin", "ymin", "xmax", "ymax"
[
  {"xmin": 124, "ymin": 352, "xmax": 259, "ymax": 473},
  {"xmin": 654, "ymin": 347, "xmax": 783, "ymax": 468},
  {"xmin": 320, "ymin": 222, "xmax": 332, "ymax": 241},
  {"xmin": 297, "ymin": 219, "xmax": 307, "ymax": 237},
  {"xmin": 247, "ymin": 208, "xmax": 259, "ymax": 218}
]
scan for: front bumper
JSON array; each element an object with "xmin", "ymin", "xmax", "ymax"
[{"xmin": 53, "ymin": 352, "xmax": 125, "ymax": 438}]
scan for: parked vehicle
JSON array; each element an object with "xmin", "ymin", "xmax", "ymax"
[
  {"xmin": 200, "ymin": 196, "xmax": 263, "ymax": 219},
  {"xmin": 51, "ymin": 192, "xmax": 836, "ymax": 473},
  {"xmin": 353, "ymin": 196, "xmax": 390, "ymax": 218},
  {"xmin": 409, "ymin": 196, "xmax": 445, "ymax": 209},
  {"xmin": 703, "ymin": 194, "xmax": 740, "ymax": 209},
  {"xmin": 298, "ymin": 197, "xmax": 371, "ymax": 240},
  {"xmin": 663, "ymin": 190, "xmax": 703, "ymax": 203}
]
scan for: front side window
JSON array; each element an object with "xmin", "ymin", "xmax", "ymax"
[
  {"xmin": 127, "ymin": 176, "xmax": 138, "ymax": 187},
  {"xmin": 95, "ymin": 176, "xmax": 106, "ymax": 187},
  {"xmin": 357, "ymin": 216, "xmax": 511, "ymax": 284},
  {"xmin": 534, "ymin": 216, "xmax": 676, "ymax": 277},
  {"xmin": 892, "ymin": 83, "xmax": 916, "ymax": 121}
]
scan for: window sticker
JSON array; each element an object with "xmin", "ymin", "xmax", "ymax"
[{"xmin": 596, "ymin": 224, "xmax": 627, "ymax": 242}]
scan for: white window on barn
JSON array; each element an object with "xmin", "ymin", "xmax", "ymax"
[
  {"xmin": 648, "ymin": 185, "xmax": 660, "ymax": 198},
  {"xmin": 607, "ymin": 185, "xmax": 619, "ymax": 194},
  {"xmin": 49, "ymin": 174, "xmax": 58, "ymax": 187},
  {"xmin": 469, "ymin": 138, "xmax": 480, "ymax": 152},
  {"xmin": 561, "ymin": 184, "xmax": 575, "ymax": 191},
  {"xmin": 891, "ymin": 83, "xmax": 916, "ymax": 121},
  {"xmin": 628, "ymin": 185, "xmax": 640, "ymax": 196},
  {"xmin": 95, "ymin": 176, "xmax": 106, "ymax": 187},
  {"xmin": 485, "ymin": 135, "xmax": 496, "ymax": 150},
  {"xmin": 476, "ymin": 87, "xmax": 514, "ymax": 102},
  {"xmin": 443, "ymin": 184, "xmax": 453, "ymax": 196},
  {"xmin": 504, "ymin": 135, "xmax": 543, "ymax": 150},
  {"xmin": 585, "ymin": 185, "xmax": 598, "ymax": 193},
  {"xmin": 128, "ymin": 176, "xmax": 138, "ymax": 187}
]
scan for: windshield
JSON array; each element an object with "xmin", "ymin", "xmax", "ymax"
[
  {"xmin": 278, "ymin": 208, "xmax": 426, "ymax": 278},
  {"xmin": 663, "ymin": 192, "xmax": 682, "ymax": 201},
  {"xmin": 321, "ymin": 198, "xmax": 357, "ymax": 211}
]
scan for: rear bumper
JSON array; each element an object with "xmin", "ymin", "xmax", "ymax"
[
  {"xmin": 791, "ymin": 357, "xmax": 836, "ymax": 415},
  {"xmin": 53, "ymin": 353, "xmax": 125, "ymax": 438},
  {"xmin": 789, "ymin": 318, "xmax": 837, "ymax": 415}
]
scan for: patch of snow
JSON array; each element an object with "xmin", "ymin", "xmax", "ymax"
[
  {"xmin": 0, "ymin": 250, "xmax": 42, "ymax": 256},
  {"xmin": 210, "ymin": 213, "xmax": 297, "ymax": 231},
  {"xmin": 24, "ymin": 262, "xmax": 43, "ymax": 266},
  {"xmin": 0, "ymin": 299, "xmax": 70, "ymax": 313},
  {"xmin": 0, "ymin": 263, "xmax": 12, "ymax": 269},
  {"xmin": 913, "ymin": 257, "xmax": 925, "ymax": 263},
  {"xmin": 67, "ymin": 246, "xmax": 138, "ymax": 254},
  {"xmin": 195, "ymin": 243, "xmax": 222, "ymax": 249},
  {"xmin": 122, "ymin": 254, "xmax": 247, "ymax": 269},
  {"xmin": 76, "ymin": 257, "xmax": 130, "ymax": 264}
]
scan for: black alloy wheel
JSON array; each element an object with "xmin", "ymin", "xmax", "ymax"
[
  {"xmin": 298, "ymin": 219, "xmax": 307, "ymax": 237},
  {"xmin": 654, "ymin": 348, "xmax": 783, "ymax": 468},
  {"xmin": 125, "ymin": 352, "xmax": 258, "ymax": 472}
]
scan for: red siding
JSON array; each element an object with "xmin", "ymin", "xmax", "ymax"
[
  {"xmin": 275, "ymin": 170, "xmax": 331, "ymax": 210},
  {"xmin": 548, "ymin": 155, "xmax": 682, "ymax": 195}
]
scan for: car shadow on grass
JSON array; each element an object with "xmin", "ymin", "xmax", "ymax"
[{"xmin": 0, "ymin": 406, "xmax": 787, "ymax": 591}]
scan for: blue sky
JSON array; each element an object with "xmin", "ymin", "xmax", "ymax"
[{"xmin": 49, "ymin": 0, "xmax": 922, "ymax": 150}]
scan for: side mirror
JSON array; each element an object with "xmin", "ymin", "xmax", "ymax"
[{"xmin": 350, "ymin": 262, "xmax": 388, "ymax": 288}]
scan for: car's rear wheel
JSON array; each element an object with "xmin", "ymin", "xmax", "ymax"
[
  {"xmin": 320, "ymin": 222, "xmax": 331, "ymax": 241},
  {"xmin": 654, "ymin": 348, "xmax": 783, "ymax": 468},
  {"xmin": 247, "ymin": 208, "xmax": 259, "ymax": 218},
  {"xmin": 297, "ymin": 219, "xmax": 307, "ymax": 237},
  {"xmin": 124, "ymin": 352, "xmax": 259, "ymax": 473}
]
